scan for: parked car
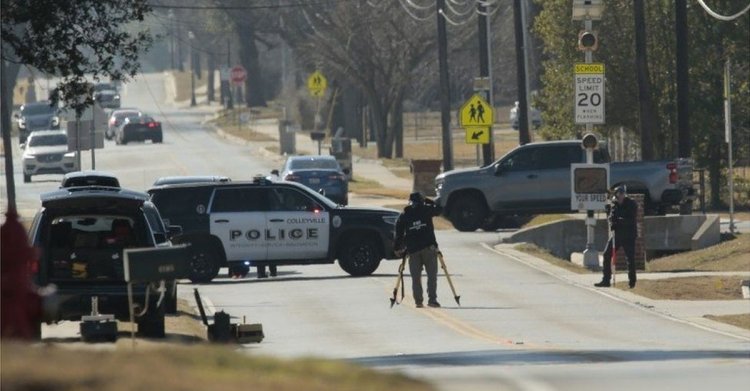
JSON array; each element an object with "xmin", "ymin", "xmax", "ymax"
[
  {"xmin": 61, "ymin": 171, "xmax": 120, "ymax": 188},
  {"xmin": 148, "ymin": 178, "xmax": 399, "ymax": 283},
  {"xmin": 106, "ymin": 108, "xmax": 140, "ymax": 139},
  {"xmin": 94, "ymin": 89, "xmax": 121, "ymax": 109},
  {"xmin": 509, "ymin": 101, "xmax": 543, "ymax": 130},
  {"xmin": 21, "ymin": 130, "xmax": 78, "ymax": 183},
  {"xmin": 152, "ymin": 176, "xmax": 231, "ymax": 186},
  {"xmin": 281, "ymin": 155, "xmax": 349, "ymax": 205},
  {"xmin": 28, "ymin": 186, "xmax": 177, "ymax": 338},
  {"xmin": 94, "ymin": 82, "xmax": 118, "ymax": 93},
  {"xmin": 15, "ymin": 101, "xmax": 61, "ymax": 143},
  {"xmin": 115, "ymin": 114, "xmax": 162, "ymax": 145},
  {"xmin": 435, "ymin": 140, "xmax": 695, "ymax": 231}
]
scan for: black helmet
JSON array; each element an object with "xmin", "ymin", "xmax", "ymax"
[{"xmin": 409, "ymin": 192, "xmax": 424, "ymax": 204}]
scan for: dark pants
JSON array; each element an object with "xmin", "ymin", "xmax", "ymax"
[
  {"xmin": 409, "ymin": 246, "xmax": 438, "ymax": 304},
  {"xmin": 602, "ymin": 232, "xmax": 636, "ymax": 284}
]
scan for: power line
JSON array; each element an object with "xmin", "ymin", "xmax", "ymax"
[
  {"xmin": 696, "ymin": 0, "xmax": 750, "ymax": 21},
  {"xmin": 149, "ymin": 0, "xmax": 344, "ymax": 11}
]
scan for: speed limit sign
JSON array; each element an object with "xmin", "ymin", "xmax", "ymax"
[{"xmin": 574, "ymin": 63, "xmax": 605, "ymax": 125}]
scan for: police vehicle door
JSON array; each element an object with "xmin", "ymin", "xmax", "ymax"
[
  {"xmin": 209, "ymin": 187, "xmax": 268, "ymax": 262},
  {"xmin": 266, "ymin": 187, "xmax": 330, "ymax": 260}
]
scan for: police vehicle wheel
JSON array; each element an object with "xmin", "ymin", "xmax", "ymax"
[
  {"xmin": 188, "ymin": 245, "xmax": 221, "ymax": 283},
  {"xmin": 338, "ymin": 236, "xmax": 381, "ymax": 276},
  {"xmin": 449, "ymin": 194, "xmax": 487, "ymax": 232}
]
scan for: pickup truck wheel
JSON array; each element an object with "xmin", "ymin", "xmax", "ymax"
[
  {"xmin": 338, "ymin": 236, "xmax": 381, "ymax": 276},
  {"xmin": 188, "ymin": 244, "xmax": 221, "ymax": 283},
  {"xmin": 449, "ymin": 195, "xmax": 487, "ymax": 232}
]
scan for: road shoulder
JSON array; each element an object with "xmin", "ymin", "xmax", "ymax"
[{"xmin": 489, "ymin": 243, "xmax": 750, "ymax": 341}]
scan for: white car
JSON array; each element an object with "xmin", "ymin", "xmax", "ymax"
[{"xmin": 22, "ymin": 130, "xmax": 78, "ymax": 183}]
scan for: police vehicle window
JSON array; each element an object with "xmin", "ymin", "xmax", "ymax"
[
  {"xmin": 151, "ymin": 187, "xmax": 213, "ymax": 216},
  {"xmin": 211, "ymin": 188, "xmax": 268, "ymax": 213},
  {"xmin": 270, "ymin": 188, "xmax": 320, "ymax": 212},
  {"xmin": 503, "ymin": 149, "xmax": 539, "ymax": 171}
]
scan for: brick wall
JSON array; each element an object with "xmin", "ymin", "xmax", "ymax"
[{"xmin": 411, "ymin": 160, "xmax": 442, "ymax": 197}]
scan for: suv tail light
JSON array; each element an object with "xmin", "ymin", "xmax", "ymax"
[
  {"xmin": 328, "ymin": 174, "xmax": 345, "ymax": 181},
  {"xmin": 147, "ymin": 122, "xmax": 157, "ymax": 128},
  {"xmin": 667, "ymin": 162, "xmax": 678, "ymax": 184}
]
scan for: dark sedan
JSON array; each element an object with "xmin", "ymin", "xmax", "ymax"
[
  {"xmin": 115, "ymin": 114, "xmax": 163, "ymax": 145},
  {"xmin": 281, "ymin": 155, "xmax": 349, "ymax": 205}
]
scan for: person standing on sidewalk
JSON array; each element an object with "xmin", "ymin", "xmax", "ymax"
[
  {"xmin": 394, "ymin": 192, "xmax": 443, "ymax": 308},
  {"xmin": 595, "ymin": 186, "xmax": 638, "ymax": 288}
]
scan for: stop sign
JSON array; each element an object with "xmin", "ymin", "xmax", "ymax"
[{"xmin": 230, "ymin": 65, "xmax": 246, "ymax": 85}]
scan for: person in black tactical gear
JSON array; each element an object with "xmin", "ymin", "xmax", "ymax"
[
  {"xmin": 395, "ymin": 192, "xmax": 443, "ymax": 308},
  {"xmin": 595, "ymin": 186, "xmax": 638, "ymax": 288}
]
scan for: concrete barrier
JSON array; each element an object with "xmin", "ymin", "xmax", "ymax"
[{"xmin": 504, "ymin": 214, "xmax": 721, "ymax": 264}]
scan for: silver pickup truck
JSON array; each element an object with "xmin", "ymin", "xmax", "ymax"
[{"xmin": 434, "ymin": 140, "xmax": 694, "ymax": 231}]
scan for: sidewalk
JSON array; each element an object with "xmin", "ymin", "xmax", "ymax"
[{"xmin": 491, "ymin": 243, "xmax": 750, "ymax": 341}]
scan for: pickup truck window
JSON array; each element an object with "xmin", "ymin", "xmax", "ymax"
[
  {"xmin": 502, "ymin": 149, "xmax": 540, "ymax": 171},
  {"xmin": 538, "ymin": 146, "xmax": 584, "ymax": 169}
]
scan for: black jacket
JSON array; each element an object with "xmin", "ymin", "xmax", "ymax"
[
  {"xmin": 609, "ymin": 196, "xmax": 638, "ymax": 238},
  {"xmin": 394, "ymin": 200, "xmax": 442, "ymax": 254}
]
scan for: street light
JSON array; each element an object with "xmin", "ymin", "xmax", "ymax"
[{"xmin": 188, "ymin": 30, "xmax": 196, "ymax": 107}]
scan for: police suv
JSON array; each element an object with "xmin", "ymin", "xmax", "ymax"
[{"xmin": 148, "ymin": 178, "xmax": 401, "ymax": 283}]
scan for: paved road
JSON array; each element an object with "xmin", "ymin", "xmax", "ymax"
[{"xmin": 4, "ymin": 74, "xmax": 748, "ymax": 390}]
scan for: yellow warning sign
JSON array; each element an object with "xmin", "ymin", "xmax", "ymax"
[
  {"xmin": 574, "ymin": 63, "xmax": 605, "ymax": 74},
  {"xmin": 307, "ymin": 70, "xmax": 327, "ymax": 97},
  {"xmin": 459, "ymin": 94, "xmax": 493, "ymax": 127},
  {"xmin": 465, "ymin": 127, "xmax": 490, "ymax": 144}
]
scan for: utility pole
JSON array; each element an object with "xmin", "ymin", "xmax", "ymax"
[
  {"xmin": 437, "ymin": 0, "xmax": 453, "ymax": 171},
  {"xmin": 1, "ymin": 59, "xmax": 17, "ymax": 212},
  {"xmin": 633, "ymin": 0, "xmax": 656, "ymax": 161},
  {"xmin": 675, "ymin": 0, "xmax": 690, "ymax": 158},
  {"xmin": 477, "ymin": 0, "xmax": 494, "ymax": 165},
  {"xmin": 189, "ymin": 31, "xmax": 197, "ymax": 107},
  {"xmin": 513, "ymin": 0, "xmax": 531, "ymax": 145},
  {"xmin": 227, "ymin": 38, "xmax": 233, "ymax": 109},
  {"xmin": 724, "ymin": 59, "xmax": 735, "ymax": 233}
]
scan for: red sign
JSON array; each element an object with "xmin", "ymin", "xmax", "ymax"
[{"xmin": 230, "ymin": 65, "xmax": 246, "ymax": 85}]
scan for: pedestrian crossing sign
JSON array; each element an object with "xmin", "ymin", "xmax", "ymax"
[
  {"xmin": 307, "ymin": 70, "xmax": 327, "ymax": 97},
  {"xmin": 459, "ymin": 94, "xmax": 493, "ymax": 127}
]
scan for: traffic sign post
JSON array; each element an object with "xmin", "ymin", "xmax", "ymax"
[
  {"xmin": 307, "ymin": 70, "xmax": 327, "ymax": 97},
  {"xmin": 458, "ymin": 94, "xmax": 493, "ymax": 145},
  {"xmin": 574, "ymin": 63, "xmax": 605, "ymax": 125}
]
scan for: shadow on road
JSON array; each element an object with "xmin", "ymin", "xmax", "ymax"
[{"xmin": 350, "ymin": 349, "xmax": 750, "ymax": 367}]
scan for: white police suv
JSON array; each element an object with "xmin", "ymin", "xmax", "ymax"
[{"xmin": 148, "ymin": 178, "xmax": 400, "ymax": 283}]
